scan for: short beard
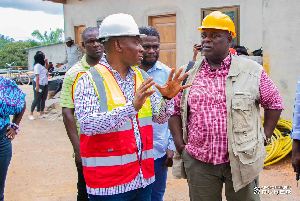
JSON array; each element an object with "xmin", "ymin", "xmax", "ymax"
[{"xmin": 141, "ymin": 55, "xmax": 159, "ymax": 67}]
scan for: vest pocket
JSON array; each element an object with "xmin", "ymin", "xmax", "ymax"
[
  {"xmin": 232, "ymin": 93, "xmax": 260, "ymax": 164},
  {"xmin": 232, "ymin": 93, "xmax": 254, "ymax": 133},
  {"xmin": 234, "ymin": 132, "xmax": 257, "ymax": 155}
]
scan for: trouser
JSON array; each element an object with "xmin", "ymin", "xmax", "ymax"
[
  {"xmin": 32, "ymin": 81, "xmax": 41, "ymax": 112},
  {"xmin": 77, "ymin": 167, "xmax": 89, "ymax": 201},
  {"xmin": 89, "ymin": 184, "xmax": 153, "ymax": 201},
  {"xmin": 31, "ymin": 84, "xmax": 48, "ymax": 113},
  {"xmin": 152, "ymin": 154, "xmax": 168, "ymax": 201},
  {"xmin": 0, "ymin": 125, "xmax": 12, "ymax": 201},
  {"xmin": 182, "ymin": 149, "xmax": 260, "ymax": 201}
]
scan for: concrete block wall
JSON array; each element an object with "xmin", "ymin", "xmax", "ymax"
[{"xmin": 262, "ymin": 0, "xmax": 300, "ymax": 120}]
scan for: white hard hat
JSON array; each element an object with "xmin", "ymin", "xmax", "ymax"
[{"xmin": 99, "ymin": 13, "xmax": 146, "ymax": 41}]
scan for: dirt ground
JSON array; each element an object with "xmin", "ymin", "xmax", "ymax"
[{"xmin": 4, "ymin": 85, "xmax": 300, "ymax": 200}]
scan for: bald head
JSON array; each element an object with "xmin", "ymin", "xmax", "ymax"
[
  {"xmin": 82, "ymin": 27, "xmax": 99, "ymax": 42},
  {"xmin": 104, "ymin": 36, "xmax": 144, "ymax": 67}
]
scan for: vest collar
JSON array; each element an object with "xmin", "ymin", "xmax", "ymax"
[{"xmin": 227, "ymin": 54, "xmax": 242, "ymax": 78}]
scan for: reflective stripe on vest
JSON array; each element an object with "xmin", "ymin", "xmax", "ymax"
[
  {"xmin": 82, "ymin": 153, "xmax": 138, "ymax": 167},
  {"xmin": 142, "ymin": 149, "xmax": 153, "ymax": 160},
  {"xmin": 138, "ymin": 116, "xmax": 152, "ymax": 127}
]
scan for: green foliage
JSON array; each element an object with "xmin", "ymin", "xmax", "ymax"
[
  {"xmin": 0, "ymin": 41, "xmax": 39, "ymax": 69},
  {"xmin": 0, "ymin": 34, "xmax": 15, "ymax": 50},
  {"xmin": 31, "ymin": 28, "xmax": 63, "ymax": 45}
]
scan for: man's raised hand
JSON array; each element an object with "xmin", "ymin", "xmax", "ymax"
[
  {"xmin": 133, "ymin": 77, "xmax": 156, "ymax": 111},
  {"xmin": 155, "ymin": 67, "xmax": 191, "ymax": 99}
]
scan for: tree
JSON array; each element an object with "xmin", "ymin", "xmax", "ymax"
[
  {"xmin": 31, "ymin": 28, "xmax": 64, "ymax": 45},
  {"xmin": 0, "ymin": 41, "xmax": 39, "ymax": 68},
  {"xmin": 0, "ymin": 34, "xmax": 15, "ymax": 50}
]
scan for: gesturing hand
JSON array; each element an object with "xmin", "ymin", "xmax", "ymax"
[
  {"xmin": 133, "ymin": 77, "xmax": 156, "ymax": 111},
  {"xmin": 155, "ymin": 67, "xmax": 191, "ymax": 99}
]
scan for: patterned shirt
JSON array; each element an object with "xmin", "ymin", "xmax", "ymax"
[
  {"xmin": 74, "ymin": 58, "xmax": 174, "ymax": 196},
  {"xmin": 0, "ymin": 77, "xmax": 26, "ymax": 130},
  {"xmin": 173, "ymin": 54, "xmax": 284, "ymax": 165},
  {"xmin": 60, "ymin": 55, "xmax": 104, "ymax": 135}
]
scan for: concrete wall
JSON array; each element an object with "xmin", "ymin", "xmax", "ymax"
[
  {"xmin": 27, "ymin": 43, "xmax": 66, "ymax": 70},
  {"xmin": 63, "ymin": 0, "xmax": 299, "ymax": 120},
  {"xmin": 63, "ymin": 0, "xmax": 263, "ymax": 67},
  {"xmin": 262, "ymin": 0, "xmax": 300, "ymax": 120}
]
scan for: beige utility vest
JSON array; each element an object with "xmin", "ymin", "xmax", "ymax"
[{"xmin": 173, "ymin": 55, "xmax": 267, "ymax": 192}]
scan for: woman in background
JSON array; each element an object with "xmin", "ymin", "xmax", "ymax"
[
  {"xmin": 0, "ymin": 76, "xmax": 26, "ymax": 201},
  {"xmin": 29, "ymin": 53, "xmax": 49, "ymax": 120}
]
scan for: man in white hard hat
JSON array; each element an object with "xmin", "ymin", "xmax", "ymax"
[
  {"xmin": 73, "ymin": 13, "xmax": 190, "ymax": 200},
  {"xmin": 56, "ymin": 37, "xmax": 83, "ymax": 71}
]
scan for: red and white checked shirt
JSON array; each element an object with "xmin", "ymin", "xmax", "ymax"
[{"xmin": 173, "ymin": 54, "xmax": 284, "ymax": 165}]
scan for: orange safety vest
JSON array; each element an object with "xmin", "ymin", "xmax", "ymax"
[{"xmin": 77, "ymin": 64, "xmax": 154, "ymax": 189}]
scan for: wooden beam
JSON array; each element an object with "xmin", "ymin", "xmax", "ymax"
[{"xmin": 43, "ymin": 0, "xmax": 66, "ymax": 4}]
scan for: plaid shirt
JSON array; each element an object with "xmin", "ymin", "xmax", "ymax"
[
  {"xmin": 74, "ymin": 58, "xmax": 174, "ymax": 195},
  {"xmin": 173, "ymin": 54, "xmax": 284, "ymax": 165}
]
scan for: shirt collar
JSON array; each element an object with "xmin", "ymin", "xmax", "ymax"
[
  {"xmin": 80, "ymin": 55, "xmax": 90, "ymax": 68},
  {"xmin": 204, "ymin": 53, "xmax": 232, "ymax": 71},
  {"xmin": 99, "ymin": 57, "xmax": 136, "ymax": 77},
  {"xmin": 147, "ymin": 61, "xmax": 162, "ymax": 73}
]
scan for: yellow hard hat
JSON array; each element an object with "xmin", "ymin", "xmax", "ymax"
[{"xmin": 198, "ymin": 11, "xmax": 236, "ymax": 38}]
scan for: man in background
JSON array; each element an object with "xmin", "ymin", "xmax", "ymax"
[
  {"xmin": 56, "ymin": 37, "xmax": 83, "ymax": 71},
  {"xmin": 138, "ymin": 26, "xmax": 175, "ymax": 201},
  {"xmin": 60, "ymin": 27, "xmax": 104, "ymax": 201}
]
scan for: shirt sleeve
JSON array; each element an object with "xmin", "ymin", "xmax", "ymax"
[
  {"xmin": 172, "ymin": 91, "xmax": 182, "ymax": 115},
  {"xmin": 34, "ymin": 64, "xmax": 41, "ymax": 75},
  {"xmin": 150, "ymin": 92, "xmax": 174, "ymax": 124},
  {"xmin": 258, "ymin": 69, "xmax": 284, "ymax": 110},
  {"xmin": 74, "ymin": 74, "xmax": 138, "ymax": 135},
  {"xmin": 77, "ymin": 45, "xmax": 83, "ymax": 60},
  {"xmin": 61, "ymin": 50, "xmax": 68, "ymax": 65},
  {"xmin": 292, "ymin": 77, "xmax": 300, "ymax": 140},
  {"xmin": 0, "ymin": 78, "xmax": 26, "ymax": 116},
  {"xmin": 60, "ymin": 72, "xmax": 75, "ymax": 108}
]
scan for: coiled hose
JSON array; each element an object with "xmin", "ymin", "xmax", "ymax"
[{"xmin": 263, "ymin": 119, "xmax": 293, "ymax": 167}]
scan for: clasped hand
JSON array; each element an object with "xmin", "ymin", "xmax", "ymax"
[{"xmin": 133, "ymin": 67, "xmax": 191, "ymax": 111}]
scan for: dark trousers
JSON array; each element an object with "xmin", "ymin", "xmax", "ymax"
[
  {"xmin": 77, "ymin": 167, "xmax": 89, "ymax": 201},
  {"xmin": 32, "ymin": 81, "xmax": 41, "ymax": 112},
  {"xmin": 152, "ymin": 154, "xmax": 168, "ymax": 201},
  {"xmin": 0, "ymin": 125, "xmax": 12, "ymax": 201},
  {"xmin": 89, "ymin": 184, "xmax": 153, "ymax": 201},
  {"xmin": 31, "ymin": 84, "xmax": 48, "ymax": 113},
  {"xmin": 182, "ymin": 149, "xmax": 260, "ymax": 201}
]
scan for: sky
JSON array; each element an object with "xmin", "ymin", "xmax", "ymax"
[{"xmin": 0, "ymin": 0, "xmax": 64, "ymax": 41}]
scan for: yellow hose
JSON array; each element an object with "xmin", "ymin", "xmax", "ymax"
[{"xmin": 263, "ymin": 119, "xmax": 293, "ymax": 167}]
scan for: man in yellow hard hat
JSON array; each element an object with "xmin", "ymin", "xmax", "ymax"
[{"xmin": 169, "ymin": 11, "xmax": 284, "ymax": 200}]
